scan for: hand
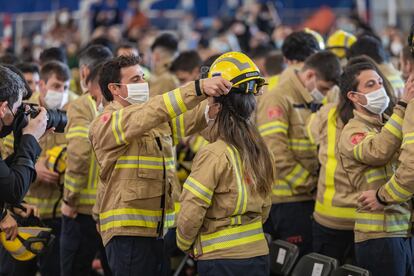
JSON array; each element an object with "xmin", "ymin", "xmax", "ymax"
[
  {"xmin": 0, "ymin": 212, "xmax": 18, "ymax": 240},
  {"xmin": 35, "ymin": 158, "xmax": 59, "ymax": 184},
  {"xmin": 13, "ymin": 203, "xmax": 39, "ymax": 218},
  {"xmin": 358, "ymin": 190, "xmax": 385, "ymax": 211},
  {"xmin": 202, "ymin": 77, "xmax": 232, "ymax": 97},
  {"xmin": 22, "ymin": 107, "xmax": 48, "ymax": 141},
  {"xmin": 401, "ymin": 74, "xmax": 414, "ymax": 103},
  {"xmin": 61, "ymin": 201, "xmax": 77, "ymax": 218}
]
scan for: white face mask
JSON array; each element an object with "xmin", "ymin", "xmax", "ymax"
[
  {"xmin": 119, "ymin": 82, "xmax": 149, "ymax": 104},
  {"xmin": 204, "ymin": 104, "xmax": 215, "ymax": 124},
  {"xmin": 97, "ymin": 102, "xmax": 104, "ymax": 113},
  {"xmin": 311, "ymin": 88, "xmax": 325, "ymax": 103},
  {"xmin": 44, "ymin": 90, "xmax": 67, "ymax": 109},
  {"xmin": 355, "ymin": 87, "xmax": 390, "ymax": 114}
]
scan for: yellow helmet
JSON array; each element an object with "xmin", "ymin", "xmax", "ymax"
[
  {"xmin": 326, "ymin": 30, "xmax": 357, "ymax": 58},
  {"xmin": 0, "ymin": 227, "xmax": 54, "ymax": 261},
  {"xmin": 46, "ymin": 146, "xmax": 67, "ymax": 174},
  {"xmin": 208, "ymin": 51, "xmax": 266, "ymax": 94},
  {"xmin": 304, "ymin": 28, "xmax": 325, "ymax": 50}
]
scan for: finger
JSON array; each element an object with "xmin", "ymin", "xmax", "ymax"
[
  {"xmin": 10, "ymin": 227, "xmax": 18, "ymax": 241},
  {"xmin": 357, "ymin": 194, "xmax": 366, "ymax": 202},
  {"xmin": 222, "ymin": 79, "xmax": 233, "ymax": 90},
  {"xmin": 34, "ymin": 208, "xmax": 40, "ymax": 218}
]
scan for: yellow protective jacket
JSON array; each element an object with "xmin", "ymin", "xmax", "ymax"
[
  {"xmin": 89, "ymin": 82, "xmax": 207, "ymax": 246},
  {"xmin": 63, "ymin": 93, "xmax": 99, "ymax": 215},
  {"xmin": 149, "ymin": 59, "xmax": 179, "ymax": 97},
  {"xmin": 308, "ymin": 104, "xmax": 357, "ymax": 230},
  {"xmin": 338, "ymin": 106, "xmax": 411, "ymax": 242},
  {"xmin": 256, "ymin": 69, "xmax": 318, "ymax": 204},
  {"xmin": 176, "ymin": 139, "xmax": 271, "ymax": 260}
]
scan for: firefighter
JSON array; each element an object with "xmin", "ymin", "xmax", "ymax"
[
  {"xmin": 256, "ymin": 51, "xmax": 342, "ymax": 257},
  {"xmin": 60, "ymin": 45, "xmax": 113, "ymax": 276},
  {"xmin": 399, "ymin": 45, "xmax": 414, "ymax": 82},
  {"xmin": 338, "ymin": 61, "xmax": 414, "ymax": 276},
  {"xmin": 176, "ymin": 51, "xmax": 273, "ymax": 276},
  {"xmin": 89, "ymin": 55, "xmax": 231, "ymax": 275}
]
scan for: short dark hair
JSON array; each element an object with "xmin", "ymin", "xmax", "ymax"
[
  {"xmin": 282, "ymin": 31, "xmax": 320, "ymax": 62},
  {"xmin": 151, "ymin": 33, "xmax": 178, "ymax": 54},
  {"xmin": 3, "ymin": 64, "xmax": 33, "ymax": 100},
  {"xmin": 200, "ymin": 54, "xmax": 221, "ymax": 79},
  {"xmin": 86, "ymin": 61, "xmax": 105, "ymax": 85},
  {"xmin": 39, "ymin": 47, "xmax": 67, "ymax": 65},
  {"xmin": 0, "ymin": 65, "xmax": 25, "ymax": 106},
  {"xmin": 265, "ymin": 51, "xmax": 285, "ymax": 76},
  {"xmin": 88, "ymin": 37, "xmax": 115, "ymax": 53},
  {"xmin": 79, "ymin": 45, "xmax": 113, "ymax": 68},
  {"xmin": 40, "ymin": 61, "xmax": 71, "ymax": 82},
  {"xmin": 99, "ymin": 55, "xmax": 141, "ymax": 102},
  {"xmin": 347, "ymin": 35, "xmax": 387, "ymax": 64},
  {"xmin": 115, "ymin": 42, "xmax": 139, "ymax": 56},
  {"xmin": 0, "ymin": 53, "xmax": 21, "ymax": 65},
  {"xmin": 249, "ymin": 44, "xmax": 273, "ymax": 60},
  {"xmin": 303, "ymin": 51, "xmax": 341, "ymax": 84},
  {"xmin": 15, "ymin": 62, "xmax": 40, "ymax": 75},
  {"xmin": 170, "ymin": 50, "xmax": 202, "ymax": 73}
]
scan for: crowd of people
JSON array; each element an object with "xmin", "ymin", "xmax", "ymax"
[{"xmin": 0, "ymin": 1, "xmax": 414, "ymax": 276}]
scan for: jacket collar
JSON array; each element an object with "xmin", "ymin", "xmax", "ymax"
[
  {"xmin": 288, "ymin": 69, "xmax": 314, "ymax": 104},
  {"xmin": 353, "ymin": 109, "xmax": 386, "ymax": 127}
]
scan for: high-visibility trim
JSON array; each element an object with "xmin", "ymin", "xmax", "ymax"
[
  {"xmin": 383, "ymin": 176, "xmax": 412, "ymax": 202},
  {"xmin": 364, "ymin": 167, "xmax": 388, "ymax": 184},
  {"xmin": 306, "ymin": 113, "xmax": 316, "ymax": 145},
  {"xmin": 172, "ymin": 114, "xmax": 185, "ymax": 145},
  {"xmin": 384, "ymin": 113, "xmax": 403, "ymax": 139},
  {"xmin": 87, "ymin": 155, "xmax": 99, "ymax": 189},
  {"xmin": 288, "ymin": 138, "xmax": 317, "ymax": 151},
  {"xmin": 199, "ymin": 221, "xmax": 265, "ymax": 254},
  {"xmin": 64, "ymin": 174, "xmax": 87, "ymax": 193},
  {"xmin": 79, "ymin": 191, "xmax": 97, "ymax": 205},
  {"xmin": 115, "ymin": 156, "xmax": 175, "ymax": 170},
  {"xmin": 3, "ymin": 134, "xmax": 14, "ymax": 148},
  {"xmin": 355, "ymin": 212, "xmax": 410, "ymax": 232},
  {"xmin": 353, "ymin": 133, "xmax": 376, "ymax": 162},
  {"xmin": 402, "ymin": 132, "xmax": 414, "ymax": 146},
  {"xmin": 177, "ymin": 230, "xmax": 193, "ymax": 250},
  {"xmin": 258, "ymin": 121, "xmax": 288, "ymax": 136},
  {"xmin": 190, "ymin": 136, "xmax": 209, "ymax": 153},
  {"xmin": 66, "ymin": 126, "xmax": 89, "ymax": 139},
  {"xmin": 272, "ymin": 180, "xmax": 293, "ymax": 196},
  {"xmin": 111, "ymin": 109, "xmax": 127, "ymax": 145},
  {"xmin": 99, "ymin": 208, "xmax": 162, "ymax": 232},
  {"xmin": 227, "ymin": 146, "xmax": 248, "ymax": 215},
  {"xmin": 24, "ymin": 196, "xmax": 61, "ymax": 216},
  {"xmin": 183, "ymin": 176, "xmax": 213, "ymax": 205},
  {"xmin": 284, "ymin": 164, "xmax": 309, "ymax": 189},
  {"xmin": 86, "ymin": 95, "xmax": 98, "ymax": 117},
  {"xmin": 314, "ymin": 201, "xmax": 356, "ymax": 219},
  {"xmin": 230, "ymin": 215, "xmax": 242, "ymax": 225},
  {"xmin": 164, "ymin": 210, "xmax": 176, "ymax": 229},
  {"xmin": 163, "ymin": 89, "xmax": 187, "ymax": 119}
]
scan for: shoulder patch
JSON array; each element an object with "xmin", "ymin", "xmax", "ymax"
[
  {"xmin": 267, "ymin": 106, "xmax": 284, "ymax": 120},
  {"xmin": 101, "ymin": 113, "xmax": 111, "ymax": 123},
  {"xmin": 351, "ymin": 133, "xmax": 366, "ymax": 145}
]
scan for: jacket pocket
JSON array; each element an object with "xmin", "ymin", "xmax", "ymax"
[{"xmin": 121, "ymin": 179, "xmax": 164, "ymax": 202}]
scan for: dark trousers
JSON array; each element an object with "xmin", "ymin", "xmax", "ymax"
[
  {"xmin": 264, "ymin": 201, "xmax": 314, "ymax": 258},
  {"xmin": 105, "ymin": 236, "xmax": 166, "ymax": 276},
  {"xmin": 0, "ymin": 218, "xmax": 61, "ymax": 276},
  {"xmin": 60, "ymin": 214, "xmax": 102, "ymax": 276},
  {"xmin": 312, "ymin": 220, "xmax": 354, "ymax": 264},
  {"xmin": 355, "ymin": 237, "xmax": 414, "ymax": 276},
  {"xmin": 197, "ymin": 255, "xmax": 269, "ymax": 276}
]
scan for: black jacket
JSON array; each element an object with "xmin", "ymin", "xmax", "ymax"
[{"xmin": 0, "ymin": 134, "xmax": 41, "ymax": 220}]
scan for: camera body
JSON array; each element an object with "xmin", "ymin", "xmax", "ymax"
[{"xmin": 27, "ymin": 106, "xmax": 67, "ymax": 133}]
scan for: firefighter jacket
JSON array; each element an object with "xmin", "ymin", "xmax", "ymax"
[
  {"xmin": 256, "ymin": 69, "xmax": 318, "ymax": 204},
  {"xmin": 89, "ymin": 82, "xmax": 207, "ymax": 246},
  {"xmin": 149, "ymin": 58, "xmax": 179, "ymax": 97},
  {"xmin": 379, "ymin": 63, "xmax": 405, "ymax": 99},
  {"xmin": 176, "ymin": 139, "xmax": 271, "ymax": 260},
  {"xmin": 339, "ymin": 105, "xmax": 412, "ymax": 242},
  {"xmin": 307, "ymin": 103, "xmax": 357, "ymax": 230},
  {"xmin": 63, "ymin": 93, "xmax": 99, "ymax": 215}
]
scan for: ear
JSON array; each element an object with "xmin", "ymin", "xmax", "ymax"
[
  {"xmin": 81, "ymin": 65, "xmax": 90, "ymax": 81},
  {"xmin": 0, "ymin": 101, "xmax": 8, "ymax": 118},
  {"xmin": 39, "ymin": 79, "xmax": 47, "ymax": 95},
  {"xmin": 305, "ymin": 69, "xmax": 316, "ymax": 80},
  {"xmin": 347, "ymin": 91, "xmax": 360, "ymax": 103},
  {"xmin": 108, "ymin": 83, "xmax": 121, "ymax": 96}
]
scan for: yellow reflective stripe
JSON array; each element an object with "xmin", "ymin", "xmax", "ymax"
[
  {"xmin": 64, "ymin": 174, "xmax": 87, "ymax": 193},
  {"xmin": 353, "ymin": 133, "xmax": 376, "ymax": 162},
  {"xmin": 258, "ymin": 121, "xmax": 288, "ymax": 136},
  {"xmin": 87, "ymin": 155, "xmax": 99, "ymax": 189},
  {"xmin": 227, "ymin": 146, "xmax": 247, "ymax": 215},
  {"xmin": 163, "ymin": 88, "xmax": 187, "ymax": 118},
  {"xmin": 402, "ymin": 132, "xmax": 414, "ymax": 146},
  {"xmin": 384, "ymin": 176, "xmax": 412, "ymax": 202},
  {"xmin": 24, "ymin": 196, "xmax": 60, "ymax": 216},
  {"xmin": 66, "ymin": 126, "xmax": 89, "ymax": 139},
  {"xmin": 183, "ymin": 176, "xmax": 213, "ymax": 205},
  {"xmin": 315, "ymin": 201, "xmax": 356, "ymax": 219},
  {"xmin": 384, "ymin": 113, "xmax": 403, "ymax": 139},
  {"xmin": 200, "ymin": 221, "xmax": 264, "ymax": 254},
  {"xmin": 355, "ymin": 212, "xmax": 410, "ymax": 232},
  {"xmin": 99, "ymin": 208, "xmax": 162, "ymax": 231},
  {"xmin": 115, "ymin": 156, "xmax": 175, "ymax": 170},
  {"xmin": 364, "ymin": 167, "xmax": 388, "ymax": 183},
  {"xmin": 111, "ymin": 109, "xmax": 126, "ymax": 145},
  {"xmin": 164, "ymin": 209, "xmax": 176, "ymax": 228},
  {"xmin": 172, "ymin": 114, "xmax": 185, "ymax": 145},
  {"xmin": 86, "ymin": 95, "xmax": 98, "ymax": 117},
  {"xmin": 191, "ymin": 136, "xmax": 209, "ymax": 152},
  {"xmin": 306, "ymin": 113, "xmax": 316, "ymax": 145},
  {"xmin": 79, "ymin": 191, "xmax": 97, "ymax": 205},
  {"xmin": 284, "ymin": 164, "xmax": 309, "ymax": 189},
  {"xmin": 3, "ymin": 134, "xmax": 14, "ymax": 148},
  {"xmin": 177, "ymin": 230, "xmax": 193, "ymax": 249},
  {"xmin": 288, "ymin": 138, "xmax": 317, "ymax": 151},
  {"xmin": 230, "ymin": 215, "xmax": 242, "ymax": 225},
  {"xmin": 272, "ymin": 179, "xmax": 293, "ymax": 196}
]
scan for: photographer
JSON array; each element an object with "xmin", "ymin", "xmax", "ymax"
[{"xmin": 0, "ymin": 65, "xmax": 47, "ymax": 239}]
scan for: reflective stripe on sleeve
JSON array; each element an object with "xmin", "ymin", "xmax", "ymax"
[{"xmin": 258, "ymin": 121, "xmax": 288, "ymax": 136}]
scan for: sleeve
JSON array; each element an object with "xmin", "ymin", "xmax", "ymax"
[
  {"xmin": 306, "ymin": 110, "xmax": 324, "ymax": 146},
  {"xmin": 91, "ymin": 81, "xmax": 206, "ymax": 152},
  {"xmin": 176, "ymin": 148, "xmax": 224, "ymax": 252},
  {"xmin": 63, "ymin": 99, "xmax": 94, "ymax": 207},
  {"xmin": 262, "ymin": 194, "xmax": 272, "ymax": 224},
  {"xmin": 0, "ymin": 134, "xmax": 41, "ymax": 204},
  {"xmin": 378, "ymin": 102, "xmax": 414, "ymax": 203},
  {"xmin": 170, "ymin": 100, "xmax": 208, "ymax": 145},
  {"xmin": 256, "ymin": 92, "xmax": 314, "ymax": 195},
  {"xmin": 340, "ymin": 105, "xmax": 405, "ymax": 167}
]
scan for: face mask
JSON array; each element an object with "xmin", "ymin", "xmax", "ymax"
[
  {"xmin": 44, "ymin": 90, "xmax": 67, "ymax": 109},
  {"xmin": 355, "ymin": 87, "xmax": 390, "ymax": 114},
  {"xmin": 97, "ymin": 102, "xmax": 104, "ymax": 113},
  {"xmin": 119, "ymin": 82, "xmax": 149, "ymax": 105},
  {"xmin": 311, "ymin": 88, "xmax": 325, "ymax": 103},
  {"xmin": 204, "ymin": 104, "xmax": 215, "ymax": 124},
  {"xmin": 0, "ymin": 105, "xmax": 15, "ymax": 138}
]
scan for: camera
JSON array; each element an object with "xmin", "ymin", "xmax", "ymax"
[{"xmin": 27, "ymin": 106, "xmax": 67, "ymax": 133}]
